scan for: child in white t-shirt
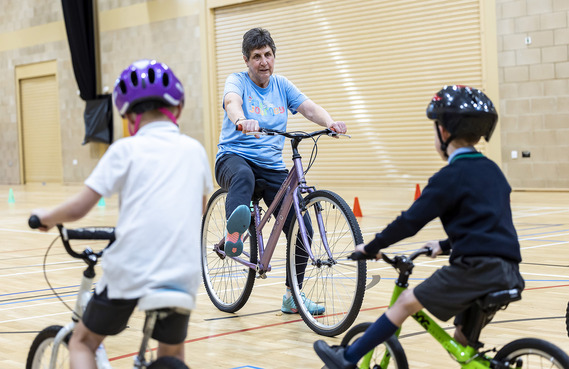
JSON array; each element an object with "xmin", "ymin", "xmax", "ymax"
[{"xmin": 31, "ymin": 59, "xmax": 213, "ymax": 369}]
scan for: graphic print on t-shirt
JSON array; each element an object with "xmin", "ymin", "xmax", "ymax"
[{"xmin": 247, "ymin": 96, "xmax": 286, "ymax": 117}]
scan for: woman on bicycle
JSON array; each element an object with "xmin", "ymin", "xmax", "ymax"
[
  {"xmin": 31, "ymin": 60, "xmax": 213, "ymax": 369},
  {"xmin": 215, "ymin": 27, "xmax": 347, "ymax": 315},
  {"xmin": 314, "ymin": 86, "xmax": 525, "ymax": 369}
]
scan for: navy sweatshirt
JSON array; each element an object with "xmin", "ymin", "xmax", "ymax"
[{"xmin": 364, "ymin": 153, "xmax": 522, "ymax": 263}]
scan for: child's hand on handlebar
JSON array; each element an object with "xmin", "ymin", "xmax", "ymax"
[
  {"xmin": 354, "ymin": 243, "xmax": 382, "ymax": 261},
  {"xmin": 423, "ymin": 240, "xmax": 442, "ymax": 258},
  {"xmin": 30, "ymin": 209, "xmax": 52, "ymax": 232}
]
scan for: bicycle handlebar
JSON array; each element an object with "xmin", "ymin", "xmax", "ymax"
[
  {"xmin": 236, "ymin": 125, "xmax": 350, "ymax": 139},
  {"xmin": 28, "ymin": 215, "xmax": 115, "ymax": 259},
  {"xmin": 348, "ymin": 247, "xmax": 432, "ymax": 263}
]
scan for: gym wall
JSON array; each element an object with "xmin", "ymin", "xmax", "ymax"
[
  {"xmin": 496, "ymin": 0, "xmax": 569, "ymax": 189},
  {"xmin": 1, "ymin": 0, "xmax": 567, "ymax": 190},
  {"xmin": 0, "ymin": 0, "xmax": 203, "ymax": 184}
]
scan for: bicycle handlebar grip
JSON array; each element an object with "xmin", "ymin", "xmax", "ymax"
[
  {"xmin": 28, "ymin": 215, "xmax": 43, "ymax": 229},
  {"xmin": 66, "ymin": 228, "xmax": 116, "ymax": 241},
  {"xmin": 235, "ymin": 124, "xmax": 242, "ymax": 131}
]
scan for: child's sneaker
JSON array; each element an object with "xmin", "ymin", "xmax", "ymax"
[
  {"xmin": 224, "ymin": 204, "xmax": 251, "ymax": 257},
  {"xmin": 281, "ymin": 292, "xmax": 325, "ymax": 315}
]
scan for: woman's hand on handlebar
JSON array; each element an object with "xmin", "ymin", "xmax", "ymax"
[
  {"xmin": 237, "ymin": 119, "xmax": 261, "ymax": 138},
  {"xmin": 423, "ymin": 240, "xmax": 442, "ymax": 258},
  {"xmin": 327, "ymin": 121, "xmax": 347, "ymax": 135}
]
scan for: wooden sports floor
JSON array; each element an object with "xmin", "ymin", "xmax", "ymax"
[{"xmin": 2, "ymin": 183, "xmax": 569, "ymax": 369}]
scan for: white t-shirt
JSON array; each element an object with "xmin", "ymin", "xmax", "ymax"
[{"xmin": 85, "ymin": 121, "xmax": 213, "ymax": 305}]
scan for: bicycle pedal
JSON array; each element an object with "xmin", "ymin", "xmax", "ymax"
[{"xmin": 256, "ymin": 272, "xmax": 267, "ymax": 279}]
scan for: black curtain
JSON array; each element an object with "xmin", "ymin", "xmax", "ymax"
[
  {"xmin": 61, "ymin": 0, "xmax": 113, "ymax": 144},
  {"xmin": 83, "ymin": 95, "xmax": 113, "ymax": 144},
  {"xmin": 61, "ymin": 0, "xmax": 96, "ymax": 101}
]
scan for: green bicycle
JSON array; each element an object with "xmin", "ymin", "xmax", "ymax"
[{"xmin": 343, "ymin": 248, "xmax": 569, "ymax": 368}]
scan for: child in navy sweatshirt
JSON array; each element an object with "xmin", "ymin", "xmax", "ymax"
[{"xmin": 314, "ymin": 85, "xmax": 524, "ymax": 369}]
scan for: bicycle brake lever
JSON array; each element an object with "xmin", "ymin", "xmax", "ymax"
[{"xmin": 327, "ymin": 132, "xmax": 351, "ymax": 138}]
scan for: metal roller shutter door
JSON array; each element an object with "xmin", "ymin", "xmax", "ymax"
[{"xmin": 213, "ymin": 0, "xmax": 486, "ymax": 188}]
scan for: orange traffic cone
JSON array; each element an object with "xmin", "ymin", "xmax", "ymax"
[
  {"xmin": 414, "ymin": 184, "xmax": 421, "ymax": 201},
  {"xmin": 353, "ymin": 197, "xmax": 363, "ymax": 217}
]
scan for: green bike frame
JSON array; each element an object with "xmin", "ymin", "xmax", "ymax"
[{"xmin": 361, "ymin": 284, "xmax": 493, "ymax": 369}]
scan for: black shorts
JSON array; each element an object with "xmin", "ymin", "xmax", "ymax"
[
  {"xmin": 413, "ymin": 256, "xmax": 525, "ymax": 322},
  {"xmin": 82, "ymin": 289, "xmax": 190, "ymax": 345}
]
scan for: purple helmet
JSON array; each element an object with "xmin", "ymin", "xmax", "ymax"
[{"xmin": 113, "ymin": 59, "xmax": 184, "ymax": 116}]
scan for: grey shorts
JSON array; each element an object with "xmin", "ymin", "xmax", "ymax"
[
  {"xmin": 413, "ymin": 256, "xmax": 524, "ymax": 322},
  {"xmin": 82, "ymin": 288, "xmax": 190, "ymax": 345}
]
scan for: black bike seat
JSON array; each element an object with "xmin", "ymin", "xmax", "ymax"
[{"xmin": 478, "ymin": 288, "xmax": 521, "ymax": 310}]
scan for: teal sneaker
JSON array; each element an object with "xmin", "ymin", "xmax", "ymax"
[
  {"xmin": 281, "ymin": 292, "xmax": 325, "ymax": 315},
  {"xmin": 224, "ymin": 205, "xmax": 251, "ymax": 257}
]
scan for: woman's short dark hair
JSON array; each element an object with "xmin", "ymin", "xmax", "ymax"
[{"xmin": 242, "ymin": 28, "xmax": 276, "ymax": 60}]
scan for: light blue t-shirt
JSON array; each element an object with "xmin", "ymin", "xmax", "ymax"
[{"xmin": 216, "ymin": 71, "xmax": 308, "ymax": 170}]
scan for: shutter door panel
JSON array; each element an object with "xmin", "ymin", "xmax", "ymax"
[
  {"xmin": 20, "ymin": 75, "xmax": 63, "ymax": 183},
  {"xmin": 214, "ymin": 0, "xmax": 485, "ymax": 187}
]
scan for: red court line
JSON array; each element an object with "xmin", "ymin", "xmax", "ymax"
[
  {"xmin": 110, "ymin": 317, "xmax": 306, "ymax": 362},
  {"xmin": 525, "ymin": 283, "xmax": 569, "ymax": 291},
  {"xmin": 109, "ymin": 283, "xmax": 569, "ymax": 362}
]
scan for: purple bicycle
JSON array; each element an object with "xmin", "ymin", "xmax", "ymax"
[{"xmin": 201, "ymin": 128, "xmax": 366, "ymax": 336}]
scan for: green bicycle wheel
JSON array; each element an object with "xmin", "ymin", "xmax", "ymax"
[
  {"xmin": 494, "ymin": 338, "xmax": 569, "ymax": 368},
  {"xmin": 341, "ymin": 322, "xmax": 408, "ymax": 369}
]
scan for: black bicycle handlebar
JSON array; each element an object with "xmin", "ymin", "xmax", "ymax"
[
  {"xmin": 28, "ymin": 215, "xmax": 115, "ymax": 259},
  {"xmin": 348, "ymin": 247, "xmax": 433, "ymax": 263},
  {"xmin": 236, "ymin": 125, "xmax": 348, "ymax": 139}
]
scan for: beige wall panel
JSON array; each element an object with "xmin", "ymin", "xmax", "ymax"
[
  {"xmin": 0, "ymin": 0, "xmax": 203, "ymax": 185},
  {"xmin": 19, "ymin": 75, "xmax": 63, "ymax": 183},
  {"xmin": 496, "ymin": 0, "xmax": 569, "ymax": 189},
  {"xmin": 212, "ymin": 0, "xmax": 489, "ymax": 188}
]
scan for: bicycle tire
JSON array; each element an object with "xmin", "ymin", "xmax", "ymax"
[
  {"xmin": 566, "ymin": 301, "xmax": 569, "ymax": 337},
  {"xmin": 26, "ymin": 325, "xmax": 71, "ymax": 369},
  {"xmin": 494, "ymin": 337, "xmax": 569, "ymax": 368},
  {"xmin": 147, "ymin": 356, "xmax": 190, "ymax": 369},
  {"xmin": 201, "ymin": 188, "xmax": 257, "ymax": 313},
  {"xmin": 341, "ymin": 322, "xmax": 408, "ymax": 369},
  {"xmin": 287, "ymin": 189, "xmax": 366, "ymax": 336}
]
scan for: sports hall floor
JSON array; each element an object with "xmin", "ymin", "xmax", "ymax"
[{"xmin": 1, "ymin": 183, "xmax": 568, "ymax": 368}]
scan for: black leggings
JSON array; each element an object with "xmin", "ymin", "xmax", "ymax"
[{"xmin": 215, "ymin": 153, "xmax": 313, "ymax": 288}]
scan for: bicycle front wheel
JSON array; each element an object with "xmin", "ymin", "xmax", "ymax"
[
  {"xmin": 26, "ymin": 325, "xmax": 70, "ymax": 369},
  {"xmin": 341, "ymin": 322, "xmax": 408, "ymax": 369},
  {"xmin": 147, "ymin": 356, "xmax": 190, "ymax": 369},
  {"xmin": 287, "ymin": 190, "xmax": 366, "ymax": 336},
  {"xmin": 201, "ymin": 189, "xmax": 257, "ymax": 313},
  {"xmin": 494, "ymin": 338, "xmax": 569, "ymax": 368}
]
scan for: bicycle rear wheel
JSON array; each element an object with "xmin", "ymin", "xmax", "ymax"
[
  {"xmin": 287, "ymin": 190, "xmax": 366, "ymax": 336},
  {"xmin": 201, "ymin": 189, "xmax": 257, "ymax": 313},
  {"xmin": 341, "ymin": 322, "xmax": 408, "ymax": 369},
  {"xmin": 494, "ymin": 338, "xmax": 569, "ymax": 368},
  {"xmin": 26, "ymin": 325, "xmax": 70, "ymax": 369}
]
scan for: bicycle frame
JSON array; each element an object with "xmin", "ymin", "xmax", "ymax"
[
  {"xmin": 228, "ymin": 133, "xmax": 331, "ymax": 276},
  {"xmin": 388, "ymin": 284, "xmax": 491, "ymax": 369},
  {"xmin": 47, "ymin": 271, "xmax": 112, "ymax": 369},
  {"xmin": 362, "ymin": 253, "xmax": 494, "ymax": 369},
  {"xmin": 32, "ymin": 222, "xmax": 165, "ymax": 369}
]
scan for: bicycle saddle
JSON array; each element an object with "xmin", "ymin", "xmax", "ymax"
[
  {"xmin": 478, "ymin": 288, "xmax": 521, "ymax": 311},
  {"xmin": 138, "ymin": 289, "xmax": 195, "ymax": 314}
]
